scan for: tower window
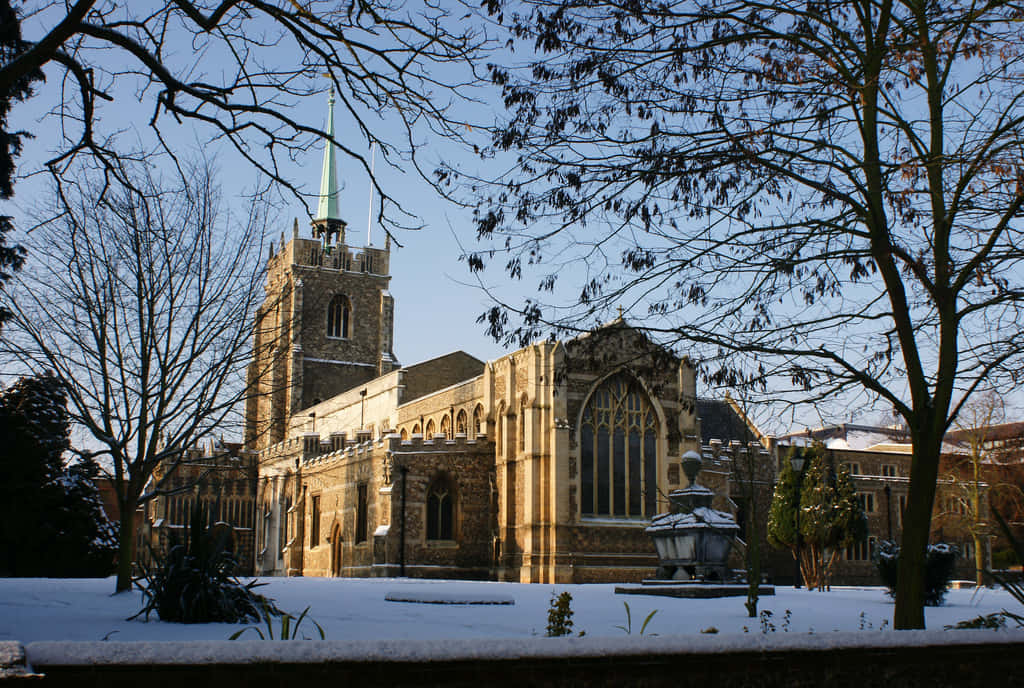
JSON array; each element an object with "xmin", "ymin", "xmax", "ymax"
[
  {"xmin": 426, "ymin": 475, "xmax": 455, "ymax": 540},
  {"xmin": 327, "ymin": 294, "xmax": 351, "ymax": 339}
]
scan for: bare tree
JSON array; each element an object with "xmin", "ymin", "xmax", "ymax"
[
  {"xmin": 457, "ymin": 1, "xmax": 1024, "ymax": 628},
  {"xmin": 0, "ymin": 156, "xmax": 274, "ymax": 592},
  {"xmin": 1, "ymin": 1, "xmax": 488, "ymax": 234},
  {"xmin": 938, "ymin": 390, "xmax": 1024, "ymax": 586}
]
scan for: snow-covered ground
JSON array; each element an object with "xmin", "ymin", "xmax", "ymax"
[{"xmin": 2, "ymin": 577, "xmax": 1021, "ymax": 644}]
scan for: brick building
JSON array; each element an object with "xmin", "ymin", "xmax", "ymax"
[
  {"xmin": 138, "ymin": 441, "xmax": 258, "ymax": 575},
  {"xmin": 775, "ymin": 425, "xmax": 981, "ymax": 584}
]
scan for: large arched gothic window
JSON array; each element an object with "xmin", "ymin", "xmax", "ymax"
[
  {"xmin": 425, "ymin": 418, "xmax": 436, "ymax": 437},
  {"xmin": 579, "ymin": 374, "xmax": 659, "ymax": 518},
  {"xmin": 426, "ymin": 475, "xmax": 455, "ymax": 540},
  {"xmin": 326, "ymin": 294, "xmax": 351, "ymax": 338},
  {"xmin": 455, "ymin": 409, "xmax": 468, "ymax": 436},
  {"xmin": 440, "ymin": 415, "xmax": 452, "ymax": 439}
]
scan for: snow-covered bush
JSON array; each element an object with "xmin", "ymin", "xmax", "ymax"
[
  {"xmin": 875, "ymin": 540, "xmax": 959, "ymax": 606},
  {"xmin": 0, "ymin": 372, "xmax": 116, "ymax": 577}
]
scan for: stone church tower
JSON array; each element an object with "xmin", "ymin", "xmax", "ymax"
[{"xmin": 245, "ymin": 91, "xmax": 398, "ymax": 451}]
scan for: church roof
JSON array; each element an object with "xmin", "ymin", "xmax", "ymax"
[
  {"xmin": 696, "ymin": 398, "xmax": 755, "ymax": 445},
  {"xmin": 399, "ymin": 351, "xmax": 486, "ymax": 404}
]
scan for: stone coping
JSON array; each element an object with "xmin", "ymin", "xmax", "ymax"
[{"xmin": 21, "ymin": 629, "xmax": 1024, "ymax": 667}]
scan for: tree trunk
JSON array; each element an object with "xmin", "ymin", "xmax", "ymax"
[
  {"xmin": 745, "ymin": 522, "xmax": 761, "ymax": 618},
  {"xmin": 973, "ymin": 533, "xmax": 985, "ymax": 587},
  {"xmin": 894, "ymin": 430, "xmax": 942, "ymax": 629},
  {"xmin": 115, "ymin": 503, "xmax": 135, "ymax": 593}
]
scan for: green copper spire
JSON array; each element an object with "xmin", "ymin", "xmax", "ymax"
[{"xmin": 316, "ymin": 88, "xmax": 340, "ymax": 222}]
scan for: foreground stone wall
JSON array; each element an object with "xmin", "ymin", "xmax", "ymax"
[{"xmin": 12, "ymin": 632, "xmax": 1024, "ymax": 687}]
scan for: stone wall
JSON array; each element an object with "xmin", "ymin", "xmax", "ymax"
[
  {"xmin": 382, "ymin": 434, "xmax": 496, "ymax": 579},
  {"xmin": 17, "ymin": 634, "xmax": 1024, "ymax": 688}
]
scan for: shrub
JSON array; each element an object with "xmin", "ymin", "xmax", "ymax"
[
  {"xmin": 991, "ymin": 547, "xmax": 1020, "ymax": 571},
  {"xmin": 546, "ymin": 591, "xmax": 580, "ymax": 637},
  {"xmin": 874, "ymin": 540, "xmax": 959, "ymax": 606},
  {"xmin": 132, "ymin": 501, "xmax": 271, "ymax": 623}
]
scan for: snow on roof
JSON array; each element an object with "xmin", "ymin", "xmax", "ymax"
[{"xmin": 647, "ymin": 507, "xmax": 739, "ymax": 532}]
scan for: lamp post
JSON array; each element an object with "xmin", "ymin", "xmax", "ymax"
[{"xmin": 790, "ymin": 449, "xmax": 807, "ymax": 589}]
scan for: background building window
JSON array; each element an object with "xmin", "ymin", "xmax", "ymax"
[
  {"xmin": 579, "ymin": 373, "xmax": 659, "ymax": 518},
  {"xmin": 857, "ymin": 492, "xmax": 876, "ymax": 513},
  {"xmin": 426, "ymin": 476, "xmax": 455, "ymax": 540},
  {"xmin": 326, "ymin": 294, "xmax": 351, "ymax": 338},
  {"xmin": 845, "ymin": 536, "xmax": 876, "ymax": 561},
  {"xmin": 881, "ymin": 464, "xmax": 898, "ymax": 477}
]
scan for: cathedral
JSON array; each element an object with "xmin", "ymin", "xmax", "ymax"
[
  {"xmin": 237, "ymin": 93, "xmax": 770, "ymax": 583},
  {"xmin": 142, "ymin": 95, "xmax": 972, "ymax": 586}
]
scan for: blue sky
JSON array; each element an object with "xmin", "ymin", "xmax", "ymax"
[{"xmin": 5, "ymin": 5, "xmax": 1022, "ymax": 435}]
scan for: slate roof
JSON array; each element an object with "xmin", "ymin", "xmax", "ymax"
[{"xmin": 696, "ymin": 398, "xmax": 755, "ymax": 445}]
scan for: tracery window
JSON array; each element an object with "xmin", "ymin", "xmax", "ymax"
[
  {"xmin": 455, "ymin": 410, "xmax": 468, "ymax": 436},
  {"xmin": 426, "ymin": 475, "xmax": 455, "ymax": 540},
  {"xmin": 579, "ymin": 374, "xmax": 659, "ymax": 518},
  {"xmin": 326, "ymin": 294, "xmax": 351, "ymax": 338},
  {"xmin": 440, "ymin": 415, "xmax": 452, "ymax": 439},
  {"xmin": 425, "ymin": 419, "xmax": 436, "ymax": 437}
]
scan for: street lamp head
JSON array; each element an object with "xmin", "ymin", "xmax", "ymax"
[{"xmin": 790, "ymin": 448, "xmax": 806, "ymax": 473}]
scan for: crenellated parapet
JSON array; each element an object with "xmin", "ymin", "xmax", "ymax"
[
  {"xmin": 387, "ymin": 433, "xmax": 490, "ymax": 454},
  {"xmin": 700, "ymin": 438, "xmax": 772, "ymax": 471}
]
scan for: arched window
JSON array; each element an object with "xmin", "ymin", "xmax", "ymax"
[
  {"xmin": 579, "ymin": 373, "xmax": 659, "ymax": 518},
  {"xmin": 426, "ymin": 475, "xmax": 455, "ymax": 540},
  {"xmin": 472, "ymin": 404, "xmax": 483, "ymax": 437},
  {"xmin": 400, "ymin": 428, "xmax": 409, "ymax": 441},
  {"xmin": 425, "ymin": 419, "xmax": 436, "ymax": 437},
  {"xmin": 440, "ymin": 415, "xmax": 452, "ymax": 439},
  {"xmin": 455, "ymin": 409, "xmax": 468, "ymax": 436},
  {"xmin": 412, "ymin": 423, "xmax": 421, "ymax": 436},
  {"xmin": 326, "ymin": 294, "xmax": 351, "ymax": 338}
]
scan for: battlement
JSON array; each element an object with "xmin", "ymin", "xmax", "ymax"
[
  {"xmin": 387, "ymin": 433, "xmax": 490, "ymax": 454},
  {"xmin": 267, "ymin": 233, "xmax": 390, "ymax": 277},
  {"xmin": 700, "ymin": 439, "xmax": 770, "ymax": 468}
]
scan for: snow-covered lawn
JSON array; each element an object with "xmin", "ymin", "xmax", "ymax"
[{"xmin": 0, "ymin": 576, "xmax": 1019, "ymax": 644}]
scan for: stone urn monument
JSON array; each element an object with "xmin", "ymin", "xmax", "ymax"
[{"xmin": 645, "ymin": 450, "xmax": 739, "ymax": 582}]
